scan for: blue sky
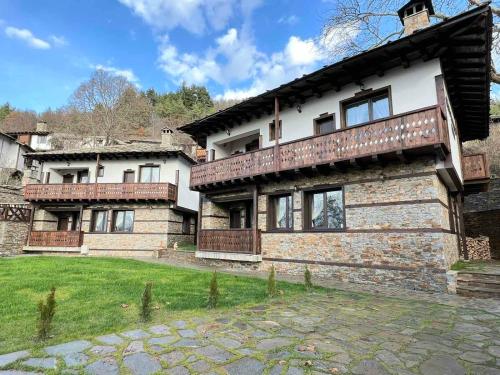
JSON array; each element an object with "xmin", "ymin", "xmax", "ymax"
[{"xmin": 0, "ymin": 0, "xmax": 347, "ymax": 112}]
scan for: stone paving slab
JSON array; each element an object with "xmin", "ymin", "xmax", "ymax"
[{"xmin": 1, "ymin": 292, "xmax": 499, "ymax": 374}]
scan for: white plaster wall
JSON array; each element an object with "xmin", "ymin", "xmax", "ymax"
[
  {"xmin": 206, "ymin": 59, "xmax": 443, "ymax": 159},
  {"xmin": 30, "ymin": 134, "xmax": 53, "ymax": 151},
  {"xmin": 40, "ymin": 156, "xmax": 198, "ymax": 211},
  {"xmin": 442, "ymin": 81, "xmax": 463, "ymax": 182},
  {"xmin": 0, "ymin": 135, "xmax": 23, "ymax": 170}
]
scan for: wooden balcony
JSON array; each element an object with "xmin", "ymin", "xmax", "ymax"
[
  {"xmin": 198, "ymin": 229, "xmax": 261, "ymax": 254},
  {"xmin": 190, "ymin": 106, "xmax": 449, "ymax": 190},
  {"xmin": 0, "ymin": 204, "xmax": 31, "ymax": 222},
  {"xmin": 28, "ymin": 231, "xmax": 83, "ymax": 247},
  {"xmin": 463, "ymin": 153, "xmax": 490, "ymax": 183},
  {"xmin": 24, "ymin": 183, "xmax": 177, "ymax": 202}
]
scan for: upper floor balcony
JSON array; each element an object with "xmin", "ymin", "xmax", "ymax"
[
  {"xmin": 24, "ymin": 182, "xmax": 177, "ymax": 203},
  {"xmin": 462, "ymin": 153, "xmax": 490, "ymax": 194},
  {"xmin": 190, "ymin": 106, "xmax": 450, "ymax": 190}
]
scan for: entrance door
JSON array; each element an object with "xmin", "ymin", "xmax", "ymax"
[
  {"xmin": 229, "ymin": 209, "xmax": 242, "ymax": 229},
  {"xmin": 57, "ymin": 217, "xmax": 69, "ymax": 231},
  {"xmin": 62, "ymin": 174, "xmax": 74, "ymax": 183}
]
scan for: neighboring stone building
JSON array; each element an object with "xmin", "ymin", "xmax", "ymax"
[
  {"xmin": 0, "ymin": 186, "xmax": 30, "ymax": 256},
  {"xmin": 22, "ymin": 132, "xmax": 199, "ymax": 257},
  {"xmin": 178, "ymin": 2, "xmax": 493, "ymax": 292},
  {"xmin": 0, "ymin": 132, "xmax": 32, "ymax": 185}
]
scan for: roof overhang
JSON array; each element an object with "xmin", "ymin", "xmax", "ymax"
[{"xmin": 180, "ymin": 5, "xmax": 492, "ymax": 146}]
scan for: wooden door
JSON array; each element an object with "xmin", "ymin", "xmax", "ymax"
[
  {"xmin": 123, "ymin": 170, "xmax": 135, "ymax": 183},
  {"xmin": 229, "ymin": 209, "xmax": 242, "ymax": 229},
  {"xmin": 62, "ymin": 174, "xmax": 74, "ymax": 184},
  {"xmin": 57, "ymin": 217, "xmax": 69, "ymax": 231}
]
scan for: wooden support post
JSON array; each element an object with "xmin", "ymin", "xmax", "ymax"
[
  {"xmin": 252, "ymin": 185, "xmax": 258, "ymax": 255},
  {"xmin": 274, "ymin": 96, "xmax": 280, "ymax": 172},
  {"xmin": 457, "ymin": 193, "xmax": 469, "ymax": 260},
  {"xmin": 174, "ymin": 169, "xmax": 179, "ymax": 207},
  {"xmin": 26, "ymin": 206, "xmax": 35, "ymax": 245},
  {"xmin": 196, "ymin": 194, "xmax": 203, "ymax": 250},
  {"xmin": 94, "ymin": 153, "xmax": 100, "ymax": 199}
]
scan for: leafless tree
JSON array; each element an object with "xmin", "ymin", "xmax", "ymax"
[
  {"xmin": 321, "ymin": 0, "xmax": 500, "ymax": 83},
  {"xmin": 70, "ymin": 69, "xmax": 152, "ymax": 145}
]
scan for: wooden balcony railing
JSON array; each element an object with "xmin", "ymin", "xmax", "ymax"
[
  {"xmin": 28, "ymin": 231, "xmax": 83, "ymax": 247},
  {"xmin": 24, "ymin": 183, "xmax": 177, "ymax": 202},
  {"xmin": 463, "ymin": 153, "xmax": 490, "ymax": 182},
  {"xmin": 198, "ymin": 229, "xmax": 261, "ymax": 254},
  {"xmin": 0, "ymin": 204, "xmax": 31, "ymax": 222},
  {"xmin": 190, "ymin": 106, "xmax": 449, "ymax": 188}
]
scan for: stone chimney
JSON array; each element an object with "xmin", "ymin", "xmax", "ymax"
[
  {"xmin": 36, "ymin": 121, "xmax": 48, "ymax": 132},
  {"xmin": 398, "ymin": 0, "xmax": 434, "ymax": 36},
  {"xmin": 161, "ymin": 127, "xmax": 175, "ymax": 148}
]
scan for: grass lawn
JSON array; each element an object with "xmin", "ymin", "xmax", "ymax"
[{"xmin": 0, "ymin": 256, "xmax": 310, "ymax": 354}]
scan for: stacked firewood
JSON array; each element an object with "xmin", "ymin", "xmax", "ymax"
[{"xmin": 466, "ymin": 236, "xmax": 491, "ymax": 260}]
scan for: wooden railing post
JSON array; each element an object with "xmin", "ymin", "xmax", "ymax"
[
  {"xmin": 274, "ymin": 96, "xmax": 280, "ymax": 172},
  {"xmin": 252, "ymin": 186, "xmax": 258, "ymax": 255}
]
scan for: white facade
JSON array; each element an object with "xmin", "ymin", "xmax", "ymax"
[
  {"xmin": 204, "ymin": 58, "xmax": 464, "ymax": 186},
  {"xmin": 0, "ymin": 133, "xmax": 27, "ymax": 171},
  {"xmin": 39, "ymin": 155, "xmax": 198, "ymax": 211},
  {"xmin": 30, "ymin": 134, "xmax": 52, "ymax": 151}
]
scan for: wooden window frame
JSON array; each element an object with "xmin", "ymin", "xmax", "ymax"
[
  {"xmin": 90, "ymin": 210, "xmax": 108, "ymax": 233},
  {"xmin": 111, "ymin": 210, "xmax": 135, "ymax": 233},
  {"xmin": 123, "ymin": 169, "xmax": 136, "ymax": 183},
  {"xmin": 269, "ymin": 120, "xmax": 282, "ymax": 141},
  {"xmin": 139, "ymin": 165, "xmax": 160, "ymax": 183},
  {"xmin": 267, "ymin": 193, "xmax": 293, "ymax": 232},
  {"xmin": 313, "ymin": 113, "xmax": 336, "ymax": 136},
  {"xmin": 77, "ymin": 170, "xmax": 89, "ymax": 183},
  {"xmin": 97, "ymin": 165, "xmax": 104, "ymax": 177},
  {"xmin": 340, "ymin": 86, "xmax": 393, "ymax": 129},
  {"xmin": 303, "ymin": 186, "xmax": 346, "ymax": 232}
]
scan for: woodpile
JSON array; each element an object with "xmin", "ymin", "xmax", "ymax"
[{"xmin": 466, "ymin": 236, "xmax": 491, "ymax": 260}]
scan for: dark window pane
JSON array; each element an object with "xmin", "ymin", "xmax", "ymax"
[
  {"xmin": 123, "ymin": 211, "xmax": 134, "ymax": 232},
  {"xmin": 114, "ymin": 211, "xmax": 124, "ymax": 231},
  {"xmin": 311, "ymin": 193, "xmax": 325, "ymax": 228},
  {"xmin": 372, "ymin": 95, "xmax": 390, "ymax": 120},
  {"xmin": 346, "ymin": 101, "xmax": 369, "ymax": 127},
  {"xmin": 92, "ymin": 211, "xmax": 107, "ymax": 232},
  {"xmin": 316, "ymin": 115, "xmax": 335, "ymax": 135},
  {"xmin": 275, "ymin": 196, "xmax": 287, "ymax": 229},
  {"xmin": 326, "ymin": 190, "xmax": 344, "ymax": 229}
]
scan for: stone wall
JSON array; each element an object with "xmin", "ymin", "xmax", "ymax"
[
  {"xmin": 0, "ymin": 185, "xmax": 24, "ymax": 203},
  {"xmin": 200, "ymin": 158, "xmax": 461, "ymax": 292},
  {"xmin": 0, "ymin": 220, "xmax": 29, "ymax": 256}
]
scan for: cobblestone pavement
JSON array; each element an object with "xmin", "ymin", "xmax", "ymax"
[{"xmin": 1, "ymin": 289, "xmax": 500, "ymax": 375}]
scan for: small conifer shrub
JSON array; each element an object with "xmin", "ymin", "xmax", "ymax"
[
  {"xmin": 207, "ymin": 271, "xmax": 220, "ymax": 309},
  {"xmin": 304, "ymin": 266, "xmax": 313, "ymax": 290},
  {"xmin": 37, "ymin": 287, "xmax": 56, "ymax": 341},
  {"xmin": 140, "ymin": 282, "xmax": 153, "ymax": 322},
  {"xmin": 267, "ymin": 265, "xmax": 277, "ymax": 297}
]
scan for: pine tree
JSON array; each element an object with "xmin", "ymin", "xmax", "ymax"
[
  {"xmin": 37, "ymin": 287, "xmax": 56, "ymax": 340},
  {"xmin": 207, "ymin": 271, "xmax": 220, "ymax": 309},
  {"xmin": 304, "ymin": 266, "xmax": 313, "ymax": 291},
  {"xmin": 140, "ymin": 282, "xmax": 153, "ymax": 322},
  {"xmin": 267, "ymin": 265, "xmax": 277, "ymax": 297}
]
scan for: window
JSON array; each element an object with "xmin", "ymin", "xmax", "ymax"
[
  {"xmin": 77, "ymin": 170, "xmax": 89, "ymax": 183},
  {"xmin": 98, "ymin": 166, "xmax": 104, "ymax": 177},
  {"xmin": 343, "ymin": 89, "xmax": 391, "ymax": 128},
  {"xmin": 123, "ymin": 170, "xmax": 135, "ymax": 183},
  {"xmin": 182, "ymin": 215, "xmax": 191, "ymax": 235},
  {"xmin": 112, "ymin": 210, "xmax": 134, "ymax": 232},
  {"xmin": 90, "ymin": 210, "xmax": 108, "ymax": 232},
  {"xmin": 314, "ymin": 114, "xmax": 335, "ymax": 135},
  {"xmin": 269, "ymin": 120, "xmax": 282, "ymax": 141},
  {"xmin": 139, "ymin": 166, "xmax": 160, "ymax": 183},
  {"xmin": 62, "ymin": 174, "xmax": 74, "ymax": 184},
  {"xmin": 306, "ymin": 188, "xmax": 344, "ymax": 230},
  {"xmin": 229, "ymin": 208, "xmax": 242, "ymax": 229},
  {"xmin": 38, "ymin": 135, "xmax": 48, "ymax": 145},
  {"xmin": 270, "ymin": 194, "xmax": 293, "ymax": 230}
]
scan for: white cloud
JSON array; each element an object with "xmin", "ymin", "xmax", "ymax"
[
  {"xmin": 118, "ymin": 0, "xmax": 236, "ymax": 35},
  {"xmin": 94, "ymin": 64, "xmax": 141, "ymax": 87},
  {"xmin": 5, "ymin": 26, "xmax": 50, "ymax": 49},
  {"xmin": 49, "ymin": 35, "xmax": 68, "ymax": 47},
  {"xmin": 278, "ymin": 15, "xmax": 299, "ymax": 25}
]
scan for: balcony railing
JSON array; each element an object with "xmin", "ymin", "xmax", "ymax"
[
  {"xmin": 28, "ymin": 231, "xmax": 83, "ymax": 247},
  {"xmin": 463, "ymin": 153, "xmax": 490, "ymax": 182},
  {"xmin": 0, "ymin": 204, "xmax": 31, "ymax": 222},
  {"xmin": 190, "ymin": 106, "xmax": 449, "ymax": 188},
  {"xmin": 198, "ymin": 229, "xmax": 261, "ymax": 254},
  {"xmin": 24, "ymin": 183, "xmax": 177, "ymax": 202}
]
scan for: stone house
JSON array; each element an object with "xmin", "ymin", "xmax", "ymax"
[
  {"xmin": 0, "ymin": 131, "xmax": 32, "ymax": 185},
  {"xmin": 179, "ymin": 2, "xmax": 493, "ymax": 291},
  {"xmin": 22, "ymin": 131, "xmax": 199, "ymax": 257}
]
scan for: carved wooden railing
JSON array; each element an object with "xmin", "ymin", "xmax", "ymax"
[
  {"xmin": 463, "ymin": 153, "xmax": 490, "ymax": 182},
  {"xmin": 0, "ymin": 204, "xmax": 31, "ymax": 222},
  {"xmin": 198, "ymin": 229, "xmax": 261, "ymax": 254},
  {"xmin": 24, "ymin": 183, "xmax": 177, "ymax": 202},
  {"xmin": 190, "ymin": 106, "xmax": 449, "ymax": 188},
  {"xmin": 28, "ymin": 231, "xmax": 83, "ymax": 247}
]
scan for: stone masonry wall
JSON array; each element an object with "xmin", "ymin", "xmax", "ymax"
[
  {"xmin": 0, "ymin": 185, "xmax": 29, "ymax": 256},
  {"xmin": 200, "ymin": 158, "xmax": 460, "ymax": 292}
]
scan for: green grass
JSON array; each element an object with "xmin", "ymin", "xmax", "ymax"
[
  {"xmin": 0, "ymin": 256, "xmax": 309, "ymax": 354},
  {"xmin": 450, "ymin": 260, "xmax": 468, "ymax": 271},
  {"xmin": 175, "ymin": 242, "xmax": 197, "ymax": 252}
]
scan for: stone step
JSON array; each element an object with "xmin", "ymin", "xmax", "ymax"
[
  {"xmin": 457, "ymin": 280, "xmax": 500, "ymax": 290},
  {"xmin": 456, "ymin": 285, "xmax": 500, "ymax": 299},
  {"xmin": 457, "ymin": 272, "xmax": 500, "ymax": 282}
]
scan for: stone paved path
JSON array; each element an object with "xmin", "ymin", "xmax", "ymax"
[{"xmin": 1, "ymin": 291, "xmax": 499, "ymax": 374}]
